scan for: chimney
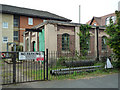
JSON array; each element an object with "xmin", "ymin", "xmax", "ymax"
[{"xmin": 118, "ymin": 1, "xmax": 120, "ymax": 11}]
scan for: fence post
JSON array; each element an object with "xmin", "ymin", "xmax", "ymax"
[
  {"xmin": 46, "ymin": 49, "xmax": 48, "ymax": 80},
  {"xmin": 13, "ymin": 52, "xmax": 16, "ymax": 84},
  {"xmin": 44, "ymin": 51, "xmax": 45, "ymax": 80}
]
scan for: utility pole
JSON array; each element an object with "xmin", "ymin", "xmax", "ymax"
[{"xmin": 118, "ymin": 1, "xmax": 120, "ymax": 11}]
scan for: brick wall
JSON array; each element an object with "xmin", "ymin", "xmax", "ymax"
[
  {"xmin": 57, "ymin": 25, "xmax": 75, "ymax": 52},
  {"xmin": 19, "ymin": 16, "xmax": 43, "ymax": 43},
  {"xmin": 91, "ymin": 19, "xmax": 99, "ymax": 26}
]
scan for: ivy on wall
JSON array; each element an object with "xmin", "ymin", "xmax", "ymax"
[{"xmin": 77, "ymin": 24, "xmax": 91, "ymax": 56}]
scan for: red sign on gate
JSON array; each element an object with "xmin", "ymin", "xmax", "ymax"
[
  {"xmin": 36, "ymin": 54, "xmax": 44, "ymax": 61},
  {"xmin": 36, "ymin": 57, "xmax": 44, "ymax": 61}
]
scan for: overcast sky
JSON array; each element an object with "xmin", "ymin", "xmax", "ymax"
[{"xmin": 0, "ymin": 0, "xmax": 120, "ymax": 24}]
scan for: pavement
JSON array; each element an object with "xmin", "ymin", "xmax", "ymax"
[{"xmin": 2, "ymin": 73, "xmax": 119, "ymax": 88}]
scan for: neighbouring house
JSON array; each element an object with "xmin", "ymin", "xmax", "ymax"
[
  {"xmin": 86, "ymin": 13, "xmax": 116, "ymax": 26},
  {"xmin": 24, "ymin": 20, "xmax": 112, "ymax": 58},
  {"xmin": 85, "ymin": 13, "xmax": 117, "ymax": 57},
  {"xmin": 0, "ymin": 4, "xmax": 71, "ymax": 51}
]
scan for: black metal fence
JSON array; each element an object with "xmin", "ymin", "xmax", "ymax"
[
  {"xmin": 0, "ymin": 51, "xmax": 48, "ymax": 85},
  {"xmin": 47, "ymin": 50, "xmax": 102, "ymax": 80},
  {"xmin": 0, "ymin": 50, "xmax": 110, "ymax": 85}
]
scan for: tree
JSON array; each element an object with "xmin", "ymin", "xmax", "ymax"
[
  {"xmin": 105, "ymin": 11, "xmax": 120, "ymax": 68},
  {"xmin": 78, "ymin": 24, "xmax": 91, "ymax": 56}
]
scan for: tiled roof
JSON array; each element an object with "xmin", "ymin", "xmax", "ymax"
[
  {"xmin": 87, "ymin": 13, "xmax": 116, "ymax": 26},
  {"xmin": 0, "ymin": 4, "xmax": 71, "ymax": 22}
]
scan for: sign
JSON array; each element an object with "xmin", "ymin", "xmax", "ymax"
[
  {"xmin": 105, "ymin": 58, "xmax": 113, "ymax": 69},
  {"xmin": 1, "ymin": 53, "xmax": 5, "ymax": 58},
  {"xmin": 19, "ymin": 52, "xmax": 44, "ymax": 61}
]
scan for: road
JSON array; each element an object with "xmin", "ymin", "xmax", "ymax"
[{"xmin": 2, "ymin": 73, "xmax": 119, "ymax": 88}]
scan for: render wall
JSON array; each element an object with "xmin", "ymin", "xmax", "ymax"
[
  {"xmin": 0, "ymin": 14, "xmax": 2, "ymax": 52},
  {"xmin": 1, "ymin": 14, "xmax": 13, "ymax": 51},
  {"xmin": 45, "ymin": 24, "xmax": 57, "ymax": 52}
]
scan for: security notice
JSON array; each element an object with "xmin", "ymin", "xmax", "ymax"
[{"xmin": 19, "ymin": 52, "xmax": 44, "ymax": 60}]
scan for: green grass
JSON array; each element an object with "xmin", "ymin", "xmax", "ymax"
[
  {"xmin": 25, "ymin": 66, "xmax": 119, "ymax": 81},
  {"xmin": 22, "ymin": 61, "xmax": 119, "ymax": 80}
]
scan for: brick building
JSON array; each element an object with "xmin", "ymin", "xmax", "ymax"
[
  {"xmin": 87, "ymin": 13, "xmax": 116, "ymax": 26},
  {"xmin": 0, "ymin": 4, "xmax": 71, "ymax": 51},
  {"xmin": 85, "ymin": 13, "xmax": 117, "ymax": 57},
  {"xmin": 24, "ymin": 21, "xmax": 112, "ymax": 58}
]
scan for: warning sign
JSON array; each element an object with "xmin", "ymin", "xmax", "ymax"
[
  {"xmin": 19, "ymin": 52, "xmax": 44, "ymax": 61},
  {"xmin": 1, "ymin": 53, "xmax": 5, "ymax": 58}
]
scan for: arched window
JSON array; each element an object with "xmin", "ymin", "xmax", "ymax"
[
  {"xmin": 26, "ymin": 39, "xmax": 29, "ymax": 51},
  {"xmin": 86, "ymin": 37, "xmax": 90, "ymax": 51},
  {"xmin": 105, "ymin": 17, "xmax": 110, "ymax": 25},
  {"xmin": 32, "ymin": 41, "xmax": 36, "ymax": 51},
  {"xmin": 62, "ymin": 33, "xmax": 69, "ymax": 51},
  {"xmin": 102, "ymin": 36, "xmax": 107, "ymax": 50}
]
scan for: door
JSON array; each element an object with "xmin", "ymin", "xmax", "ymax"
[{"xmin": 39, "ymin": 29, "xmax": 45, "ymax": 51}]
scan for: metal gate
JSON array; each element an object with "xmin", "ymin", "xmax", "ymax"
[{"xmin": 0, "ymin": 51, "xmax": 48, "ymax": 85}]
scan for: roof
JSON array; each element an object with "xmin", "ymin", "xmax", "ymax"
[
  {"xmin": 87, "ymin": 13, "xmax": 116, "ymax": 26},
  {"xmin": 32, "ymin": 20, "xmax": 105, "ymax": 30},
  {"xmin": 0, "ymin": 4, "xmax": 71, "ymax": 22},
  {"xmin": 32, "ymin": 20, "xmax": 82, "ymax": 29},
  {"xmin": 89, "ymin": 17, "xmax": 101, "ymax": 26},
  {"xmin": 94, "ymin": 17, "xmax": 101, "ymax": 25},
  {"xmin": 86, "ymin": 20, "xmax": 91, "ymax": 24}
]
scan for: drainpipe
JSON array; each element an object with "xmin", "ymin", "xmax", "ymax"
[
  {"xmin": 23, "ymin": 31, "xmax": 26, "ymax": 51},
  {"xmin": 96, "ymin": 26, "xmax": 99, "ymax": 61}
]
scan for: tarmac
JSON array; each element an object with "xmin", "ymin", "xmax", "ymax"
[{"xmin": 2, "ymin": 73, "xmax": 119, "ymax": 88}]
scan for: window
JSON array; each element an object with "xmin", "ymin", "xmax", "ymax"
[
  {"xmin": 111, "ymin": 16, "xmax": 116, "ymax": 23},
  {"xmin": 13, "ymin": 31, "xmax": 19, "ymax": 41},
  {"xmin": 105, "ymin": 17, "xmax": 110, "ymax": 25},
  {"xmin": 86, "ymin": 38, "xmax": 90, "ymax": 51},
  {"xmin": 62, "ymin": 33, "xmax": 69, "ymax": 51},
  {"xmin": 93, "ymin": 23, "xmax": 96, "ymax": 26},
  {"xmin": 14, "ymin": 18, "xmax": 19, "ymax": 27},
  {"xmin": 28, "ymin": 18, "xmax": 33, "ymax": 25},
  {"xmin": 3, "ymin": 37, "xmax": 8, "ymax": 43},
  {"xmin": 2, "ymin": 22, "xmax": 8, "ymax": 28},
  {"xmin": 43, "ymin": 20, "xmax": 47, "ymax": 22},
  {"xmin": 102, "ymin": 36, "xmax": 107, "ymax": 50}
]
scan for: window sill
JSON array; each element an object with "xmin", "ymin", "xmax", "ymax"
[
  {"xmin": 88, "ymin": 51, "xmax": 91, "ymax": 53},
  {"xmin": 61, "ymin": 51, "xmax": 71, "ymax": 54},
  {"xmin": 28, "ymin": 24, "xmax": 33, "ymax": 26},
  {"xmin": 101, "ymin": 50, "xmax": 108, "ymax": 52}
]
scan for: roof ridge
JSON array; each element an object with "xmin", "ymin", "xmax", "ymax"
[
  {"xmin": 1, "ymin": 4, "xmax": 46, "ymax": 12},
  {"xmin": 1, "ymin": 4, "xmax": 71, "ymax": 22}
]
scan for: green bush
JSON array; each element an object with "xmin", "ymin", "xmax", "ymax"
[{"xmin": 112, "ymin": 61, "xmax": 120, "ymax": 68}]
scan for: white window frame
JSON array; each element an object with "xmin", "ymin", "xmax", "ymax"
[
  {"xmin": 2, "ymin": 22, "xmax": 8, "ymax": 28},
  {"xmin": 93, "ymin": 23, "xmax": 96, "ymax": 26},
  {"xmin": 13, "ymin": 31, "xmax": 19, "ymax": 41},
  {"xmin": 105, "ymin": 17, "xmax": 110, "ymax": 26},
  {"xmin": 2, "ymin": 37, "xmax": 8, "ymax": 43},
  {"xmin": 111, "ymin": 16, "xmax": 116, "ymax": 23},
  {"xmin": 28, "ymin": 18, "xmax": 33, "ymax": 25}
]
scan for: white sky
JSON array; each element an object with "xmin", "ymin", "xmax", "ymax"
[{"xmin": 0, "ymin": 0, "xmax": 120, "ymax": 24}]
